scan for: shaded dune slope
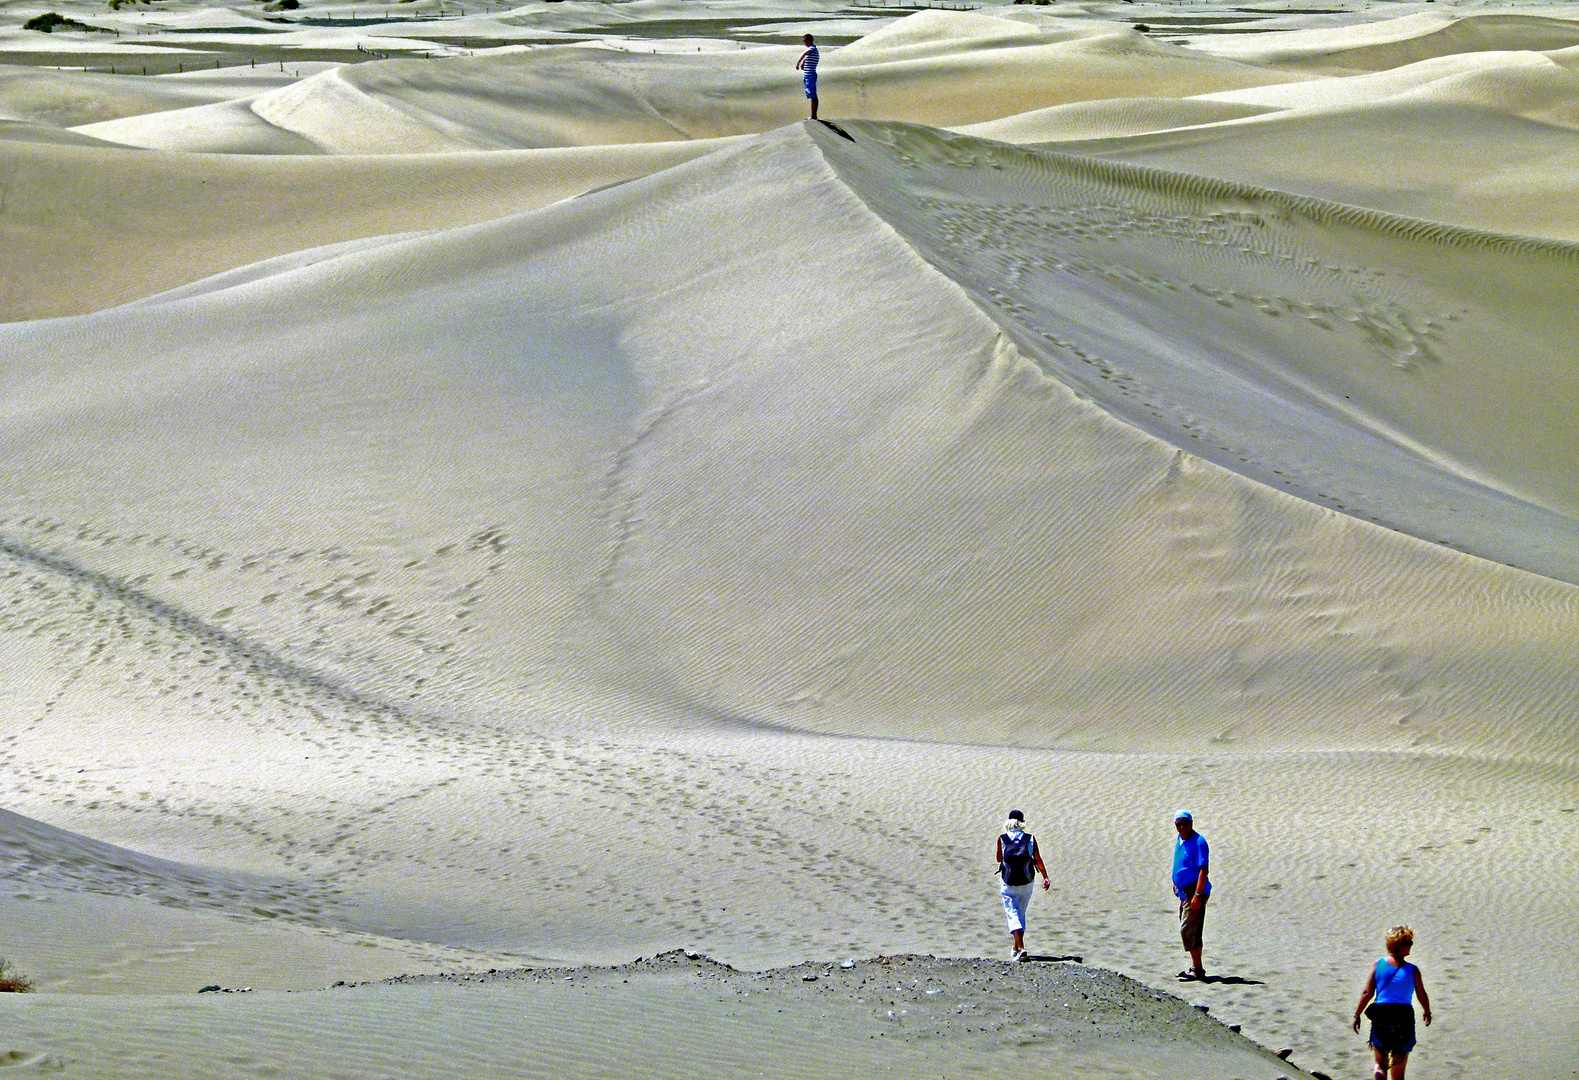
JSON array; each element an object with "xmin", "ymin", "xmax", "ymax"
[
  {"xmin": 4, "ymin": 122, "xmax": 1575, "ymax": 762},
  {"xmin": 0, "ymin": 806, "xmax": 346, "ymax": 925}
]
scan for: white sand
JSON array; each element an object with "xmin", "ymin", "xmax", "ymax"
[{"xmin": 2, "ymin": 2, "xmax": 1577, "ymax": 1078}]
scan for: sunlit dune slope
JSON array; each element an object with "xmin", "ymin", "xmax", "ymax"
[
  {"xmin": 75, "ymin": 95, "xmax": 329, "ymax": 155},
  {"xmin": 4, "ymin": 122, "xmax": 1576, "ymax": 761},
  {"xmin": 824, "ymin": 123, "xmax": 1579, "ymax": 549}
]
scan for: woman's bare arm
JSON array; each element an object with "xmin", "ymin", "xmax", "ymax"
[
  {"xmin": 1415, "ymin": 968, "xmax": 1432, "ymax": 1025},
  {"xmin": 1352, "ymin": 968, "xmax": 1377, "ymax": 1032}
]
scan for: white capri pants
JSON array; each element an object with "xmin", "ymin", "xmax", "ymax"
[{"xmin": 1000, "ymin": 879, "xmax": 1034, "ymax": 933}]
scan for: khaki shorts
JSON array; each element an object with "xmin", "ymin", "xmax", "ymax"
[{"xmin": 1179, "ymin": 892, "xmax": 1207, "ymax": 950}]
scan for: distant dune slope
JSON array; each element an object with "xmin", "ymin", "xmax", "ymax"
[
  {"xmin": 69, "ymin": 16, "xmax": 1298, "ymax": 155},
  {"xmin": 962, "ymin": 49, "xmax": 1579, "ymax": 242},
  {"xmin": 1192, "ymin": 12, "xmax": 1579, "ymax": 74},
  {"xmin": 4, "ymin": 123, "xmax": 1575, "ymax": 761},
  {"xmin": 0, "ymin": 63, "xmax": 256, "ymax": 127},
  {"xmin": 957, "ymin": 96, "xmax": 1280, "ymax": 144},
  {"xmin": 1199, "ymin": 48, "xmax": 1579, "ymax": 126},
  {"xmin": 1046, "ymin": 99, "xmax": 1579, "ymax": 243},
  {"xmin": 0, "ymin": 136, "xmax": 740, "ymax": 322}
]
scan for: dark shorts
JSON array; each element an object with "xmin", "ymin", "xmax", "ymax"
[
  {"xmin": 1368, "ymin": 1003, "xmax": 1417, "ymax": 1056},
  {"xmin": 804, "ymin": 72, "xmax": 818, "ymax": 99},
  {"xmin": 1178, "ymin": 892, "xmax": 1207, "ymax": 950}
]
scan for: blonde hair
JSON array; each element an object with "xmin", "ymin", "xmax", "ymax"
[{"xmin": 1385, "ymin": 926, "xmax": 1415, "ymax": 955}]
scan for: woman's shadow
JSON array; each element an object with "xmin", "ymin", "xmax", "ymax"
[{"xmin": 1190, "ymin": 973, "xmax": 1265, "ymax": 985}]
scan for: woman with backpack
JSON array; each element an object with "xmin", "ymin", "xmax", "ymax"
[
  {"xmin": 995, "ymin": 810, "xmax": 1050, "ymax": 961},
  {"xmin": 1353, "ymin": 925, "xmax": 1434, "ymax": 1080}
]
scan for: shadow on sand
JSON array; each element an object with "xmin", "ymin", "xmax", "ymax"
[{"xmin": 1187, "ymin": 973, "xmax": 1265, "ymax": 986}]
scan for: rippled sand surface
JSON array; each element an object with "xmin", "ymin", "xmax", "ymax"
[{"xmin": 3, "ymin": 1, "xmax": 1577, "ymax": 1076}]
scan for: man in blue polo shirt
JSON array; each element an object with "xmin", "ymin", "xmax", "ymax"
[{"xmin": 1171, "ymin": 810, "xmax": 1211, "ymax": 981}]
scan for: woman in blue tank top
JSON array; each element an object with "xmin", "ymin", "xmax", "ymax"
[{"xmin": 1352, "ymin": 926, "xmax": 1434, "ymax": 1080}]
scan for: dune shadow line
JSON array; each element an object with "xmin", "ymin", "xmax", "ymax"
[{"xmin": 0, "ymin": 530, "xmax": 410, "ymax": 728}]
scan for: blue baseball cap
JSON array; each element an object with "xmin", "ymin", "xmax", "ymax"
[{"xmin": 1173, "ymin": 809, "xmax": 1193, "ymax": 822}]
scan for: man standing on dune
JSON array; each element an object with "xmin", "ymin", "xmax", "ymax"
[
  {"xmin": 1171, "ymin": 810, "xmax": 1211, "ymax": 982},
  {"xmin": 796, "ymin": 33, "xmax": 820, "ymax": 121}
]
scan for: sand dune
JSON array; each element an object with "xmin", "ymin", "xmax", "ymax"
[
  {"xmin": 0, "ymin": 135, "xmax": 740, "ymax": 321},
  {"xmin": 75, "ymin": 95, "xmax": 330, "ymax": 154},
  {"xmin": 1053, "ymin": 99, "xmax": 1579, "ymax": 241},
  {"xmin": 963, "ymin": 45, "xmax": 1579, "ymax": 143},
  {"xmin": 1192, "ymin": 11, "xmax": 1579, "ymax": 74},
  {"xmin": 3, "ymin": 6, "xmax": 1578, "ymax": 1080},
  {"xmin": 0, "ymin": 117, "xmax": 126, "ymax": 146},
  {"xmin": 970, "ymin": 47, "xmax": 1579, "ymax": 240},
  {"xmin": 1201, "ymin": 47, "xmax": 1579, "ymax": 122},
  {"xmin": 70, "ymin": 16, "xmax": 1299, "ymax": 155},
  {"xmin": 0, "ymin": 63, "xmax": 258, "ymax": 126},
  {"xmin": 958, "ymin": 95, "xmax": 1280, "ymax": 143},
  {"xmin": 6, "ymin": 11, "xmax": 1302, "ymax": 321},
  {"xmin": 6, "ymin": 121, "xmax": 1575, "ymax": 758}
]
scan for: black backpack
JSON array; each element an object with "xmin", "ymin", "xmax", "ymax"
[{"xmin": 999, "ymin": 832, "xmax": 1037, "ymax": 886}]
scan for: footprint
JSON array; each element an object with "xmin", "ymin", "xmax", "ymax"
[{"xmin": 0, "ymin": 1050, "xmax": 63, "ymax": 1071}]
